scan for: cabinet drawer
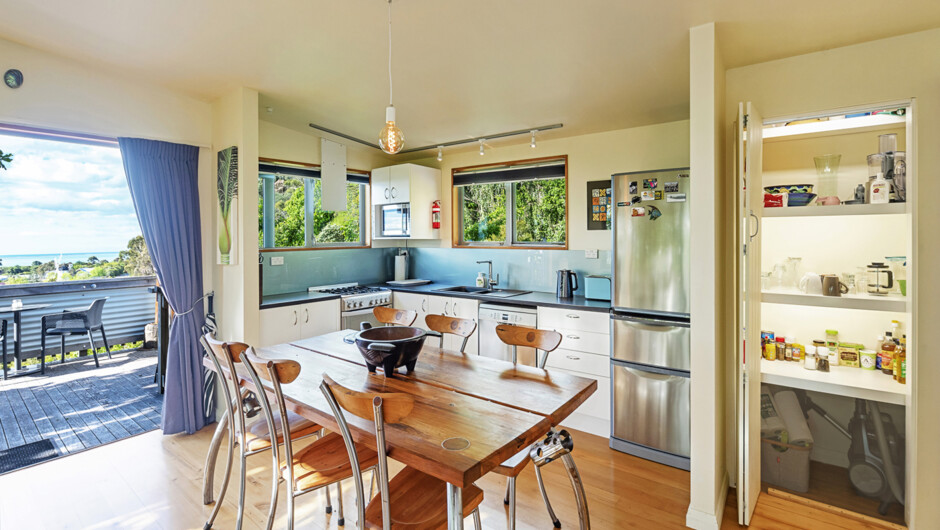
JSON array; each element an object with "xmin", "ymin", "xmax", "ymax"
[
  {"xmin": 545, "ymin": 348, "xmax": 608, "ymax": 378},
  {"xmin": 552, "ymin": 368, "xmax": 610, "ymax": 422},
  {"xmin": 554, "ymin": 329, "xmax": 609, "ymax": 356},
  {"xmin": 538, "ymin": 307, "xmax": 609, "ymax": 335}
]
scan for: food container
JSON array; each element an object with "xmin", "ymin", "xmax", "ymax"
[
  {"xmin": 838, "ymin": 343, "xmax": 863, "ymax": 368},
  {"xmin": 350, "ymin": 323, "xmax": 442, "ymax": 375},
  {"xmin": 803, "ymin": 347, "xmax": 817, "ymax": 370},
  {"xmin": 860, "ymin": 349, "xmax": 877, "ymax": 370}
]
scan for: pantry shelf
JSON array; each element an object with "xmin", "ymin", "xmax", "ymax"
[
  {"xmin": 761, "ymin": 291, "xmax": 907, "ymax": 312},
  {"xmin": 761, "ymin": 359, "xmax": 907, "ymax": 405},
  {"xmin": 762, "ymin": 113, "xmax": 906, "ymax": 143},
  {"xmin": 762, "ymin": 203, "xmax": 907, "ymax": 218}
]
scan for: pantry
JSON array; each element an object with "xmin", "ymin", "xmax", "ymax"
[{"xmin": 736, "ymin": 100, "xmax": 915, "ymax": 527}]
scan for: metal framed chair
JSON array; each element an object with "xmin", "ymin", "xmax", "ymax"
[
  {"xmin": 39, "ymin": 298, "xmax": 111, "ymax": 374},
  {"xmin": 1, "ymin": 319, "xmax": 8, "ymax": 380},
  {"xmin": 493, "ymin": 325, "xmax": 589, "ymax": 529},
  {"xmin": 241, "ymin": 349, "xmax": 379, "ymax": 530},
  {"xmin": 320, "ymin": 374, "xmax": 483, "ymax": 530},
  {"xmin": 372, "ymin": 306, "xmax": 417, "ymax": 327},
  {"xmin": 200, "ymin": 336, "xmax": 324, "ymax": 530},
  {"xmin": 424, "ymin": 314, "xmax": 477, "ymax": 353}
]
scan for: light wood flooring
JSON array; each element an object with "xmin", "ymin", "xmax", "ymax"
[
  {"xmin": 0, "ymin": 348, "xmax": 161, "ymax": 459},
  {"xmin": 0, "ymin": 421, "xmax": 888, "ymax": 529}
]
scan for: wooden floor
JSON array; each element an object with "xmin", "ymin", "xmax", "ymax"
[
  {"xmin": 0, "ymin": 348, "xmax": 162, "ymax": 460},
  {"xmin": 0, "ymin": 420, "xmax": 886, "ymax": 530}
]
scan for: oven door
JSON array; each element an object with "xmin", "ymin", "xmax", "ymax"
[
  {"xmin": 341, "ymin": 306, "xmax": 385, "ymax": 330},
  {"xmin": 380, "ymin": 203, "xmax": 410, "ymax": 237}
]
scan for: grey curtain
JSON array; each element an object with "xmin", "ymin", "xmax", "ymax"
[{"xmin": 119, "ymin": 138, "xmax": 208, "ymax": 435}]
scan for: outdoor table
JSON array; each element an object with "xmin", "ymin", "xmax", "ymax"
[{"xmin": 0, "ymin": 303, "xmax": 52, "ymax": 373}]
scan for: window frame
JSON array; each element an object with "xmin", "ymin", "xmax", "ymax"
[
  {"xmin": 258, "ymin": 157, "xmax": 371, "ymax": 252},
  {"xmin": 451, "ymin": 155, "xmax": 568, "ymax": 250}
]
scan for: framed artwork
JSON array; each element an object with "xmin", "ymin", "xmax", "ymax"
[
  {"xmin": 217, "ymin": 146, "xmax": 239, "ymax": 265},
  {"xmin": 587, "ymin": 180, "xmax": 612, "ymax": 230}
]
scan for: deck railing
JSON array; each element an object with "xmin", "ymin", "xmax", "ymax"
[{"xmin": 0, "ymin": 276, "xmax": 157, "ymax": 360}]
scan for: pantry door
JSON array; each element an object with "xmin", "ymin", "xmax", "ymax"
[{"xmin": 737, "ymin": 101, "xmax": 763, "ymax": 525}]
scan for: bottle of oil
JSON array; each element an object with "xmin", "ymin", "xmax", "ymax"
[
  {"xmin": 880, "ymin": 332, "xmax": 896, "ymax": 375},
  {"xmin": 895, "ymin": 335, "xmax": 907, "ymax": 384}
]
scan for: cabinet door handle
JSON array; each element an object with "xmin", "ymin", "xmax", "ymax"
[
  {"xmin": 565, "ymin": 314, "xmax": 580, "ymax": 319},
  {"xmin": 384, "ymin": 187, "xmax": 390, "ymax": 199},
  {"xmin": 566, "ymin": 334, "xmax": 580, "ymax": 340},
  {"xmin": 391, "ymin": 186, "xmax": 397, "ymax": 198},
  {"xmin": 566, "ymin": 354, "xmax": 581, "ymax": 361},
  {"xmin": 293, "ymin": 310, "xmax": 298, "ymax": 326},
  {"xmin": 453, "ymin": 302, "xmax": 458, "ymax": 315},
  {"xmin": 421, "ymin": 299, "xmax": 427, "ymax": 312},
  {"xmin": 305, "ymin": 308, "xmax": 309, "ymax": 323},
  {"xmin": 444, "ymin": 302, "xmax": 450, "ymax": 315}
]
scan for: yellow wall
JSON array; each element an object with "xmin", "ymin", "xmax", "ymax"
[
  {"xmin": 725, "ymin": 28, "xmax": 940, "ymax": 527},
  {"xmin": 259, "ymin": 120, "xmax": 393, "ymax": 171},
  {"xmin": 404, "ymin": 120, "xmax": 690, "ymax": 250}
]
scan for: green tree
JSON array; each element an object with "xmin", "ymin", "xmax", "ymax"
[
  {"xmin": 513, "ymin": 178, "xmax": 566, "ymax": 243},
  {"xmin": 462, "ymin": 183, "xmax": 506, "ymax": 242},
  {"xmin": 0, "ymin": 149, "xmax": 12, "ymax": 170},
  {"xmin": 119, "ymin": 235, "xmax": 155, "ymax": 276}
]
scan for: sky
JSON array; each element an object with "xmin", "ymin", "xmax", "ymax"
[{"xmin": 0, "ymin": 134, "xmax": 141, "ymax": 255}]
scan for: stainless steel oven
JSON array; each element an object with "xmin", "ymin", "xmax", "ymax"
[
  {"xmin": 379, "ymin": 203, "xmax": 410, "ymax": 237},
  {"xmin": 341, "ymin": 306, "xmax": 386, "ymax": 330}
]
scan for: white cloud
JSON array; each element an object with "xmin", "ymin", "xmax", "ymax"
[{"xmin": 0, "ymin": 134, "xmax": 141, "ymax": 255}]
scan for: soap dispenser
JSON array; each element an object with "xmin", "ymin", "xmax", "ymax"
[
  {"xmin": 476, "ymin": 272, "xmax": 486, "ymax": 288},
  {"xmin": 869, "ymin": 172, "xmax": 889, "ymax": 204}
]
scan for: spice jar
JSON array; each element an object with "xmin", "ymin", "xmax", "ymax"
[
  {"xmin": 804, "ymin": 346, "xmax": 817, "ymax": 370},
  {"xmin": 825, "ymin": 330, "xmax": 840, "ymax": 366},
  {"xmin": 775, "ymin": 337, "xmax": 787, "ymax": 361}
]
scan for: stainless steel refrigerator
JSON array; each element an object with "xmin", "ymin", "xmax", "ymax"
[{"xmin": 609, "ymin": 167, "xmax": 691, "ymax": 470}]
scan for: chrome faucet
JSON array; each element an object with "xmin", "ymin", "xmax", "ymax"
[{"xmin": 476, "ymin": 260, "xmax": 499, "ymax": 288}]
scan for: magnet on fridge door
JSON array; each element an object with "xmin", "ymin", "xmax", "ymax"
[
  {"xmin": 631, "ymin": 206, "xmax": 646, "ymax": 217},
  {"xmin": 647, "ymin": 205, "xmax": 662, "ymax": 221},
  {"xmin": 643, "ymin": 178, "xmax": 658, "ymax": 189},
  {"xmin": 654, "ymin": 191, "xmax": 663, "ymax": 200},
  {"xmin": 664, "ymin": 182, "xmax": 679, "ymax": 193},
  {"xmin": 631, "ymin": 195, "xmax": 641, "ymax": 204},
  {"xmin": 629, "ymin": 181, "xmax": 638, "ymax": 194},
  {"xmin": 641, "ymin": 190, "xmax": 655, "ymax": 201},
  {"xmin": 617, "ymin": 201, "xmax": 629, "ymax": 207},
  {"xmin": 666, "ymin": 193, "xmax": 687, "ymax": 203}
]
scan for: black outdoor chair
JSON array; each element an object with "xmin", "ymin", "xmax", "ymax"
[
  {"xmin": 39, "ymin": 298, "xmax": 111, "ymax": 374},
  {"xmin": 1, "ymin": 319, "xmax": 7, "ymax": 380}
]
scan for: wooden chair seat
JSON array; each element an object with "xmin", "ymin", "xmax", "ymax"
[
  {"xmin": 282, "ymin": 432, "xmax": 379, "ymax": 491},
  {"xmin": 492, "ymin": 445, "xmax": 532, "ymax": 477},
  {"xmin": 244, "ymin": 410, "xmax": 321, "ymax": 452},
  {"xmin": 364, "ymin": 466, "xmax": 484, "ymax": 530}
]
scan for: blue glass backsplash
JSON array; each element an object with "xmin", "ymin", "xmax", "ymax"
[{"xmin": 261, "ymin": 247, "xmax": 611, "ymax": 296}]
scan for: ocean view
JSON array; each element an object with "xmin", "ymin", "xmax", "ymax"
[{"xmin": 0, "ymin": 252, "xmax": 122, "ymax": 267}]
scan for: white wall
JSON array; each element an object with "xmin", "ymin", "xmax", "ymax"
[
  {"xmin": 725, "ymin": 28, "xmax": 940, "ymax": 527},
  {"xmin": 403, "ymin": 120, "xmax": 690, "ymax": 250},
  {"xmin": 687, "ymin": 22, "xmax": 729, "ymax": 530},
  {"xmin": 258, "ymin": 119, "xmax": 393, "ymax": 171}
]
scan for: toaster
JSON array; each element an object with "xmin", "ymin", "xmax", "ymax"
[{"xmin": 584, "ymin": 275, "xmax": 611, "ymax": 301}]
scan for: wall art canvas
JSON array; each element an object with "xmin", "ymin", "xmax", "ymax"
[
  {"xmin": 587, "ymin": 180, "xmax": 612, "ymax": 230},
  {"xmin": 217, "ymin": 146, "xmax": 238, "ymax": 265}
]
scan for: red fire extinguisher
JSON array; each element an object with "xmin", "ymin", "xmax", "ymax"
[{"xmin": 431, "ymin": 200, "xmax": 441, "ymax": 229}]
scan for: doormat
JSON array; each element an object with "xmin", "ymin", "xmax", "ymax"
[{"xmin": 0, "ymin": 439, "xmax": 59, "ymax": 474}]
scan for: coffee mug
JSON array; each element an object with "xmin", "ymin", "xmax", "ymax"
[
  {"xmin": 821, "ymin": 274, "xmax": 849, "ymax": 297},
  {"xmin": 799, "ymin": 273, "xmax": 822, "ymax": 295}
]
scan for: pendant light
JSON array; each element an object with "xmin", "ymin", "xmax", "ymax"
[
  {"xmin": 479, "ymin": 139, "xmax": 485, "ymax": 156},
  {"xmin": 379, "ymin": 0, "xmax": 404, "ymax": 154},
  {"xmin": 530, "ymin": 130, "xmax": 537, "ymax": 148},
  {"xmin": 436, "ymin": 145, "xmax": 444, "ymax": 162}
]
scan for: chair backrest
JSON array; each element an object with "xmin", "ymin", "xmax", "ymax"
[
  {"xmin": 320, "ymin": 374, "xmax": 415, "ymax": 530},
  {"xmin": 85, "ymin": 298, "xmax": 108, "ymax": 328},
  {"xmin": 200, "ymin": 334, "xmax": 252, "ymax": 449},
  {"xmin": 373, "ymin": 306, "xmax": 418, "ymax": 327},
  {"xmin": 425, "ymin": 314, "xmax": 477, "ymax": 353},
  {"xmin": 241, "ymin": 348, "xmax": 302, "ymax": 486},
  {"xmin": 495, "ymin": 324, "xmax": 562, "ymax": 368}
]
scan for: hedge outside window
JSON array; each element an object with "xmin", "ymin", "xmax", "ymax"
[
  {"xmin": 258, "ymin": 160, "xmax": 368, "ymax": 249},
  {"xmin": 454, "ymin": 156, "xmax": 567, "ymax": 248}
]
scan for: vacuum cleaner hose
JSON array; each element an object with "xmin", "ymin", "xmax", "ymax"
[{"xmin": 869, "ymin": 401, "xmax": 905, "ymax": 505}]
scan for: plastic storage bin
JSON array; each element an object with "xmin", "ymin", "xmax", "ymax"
[{"xmin": 760, "ymin": 438, "xmax": 812, "ymax": 492}]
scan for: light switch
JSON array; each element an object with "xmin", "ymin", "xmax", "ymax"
[
  {"xmin": 270, "ymin": 256, "xmax": 285, "ymax": 266},
  {"xmin": 584, "ymin": 249, "xmax": 598, "ymax": 259}
]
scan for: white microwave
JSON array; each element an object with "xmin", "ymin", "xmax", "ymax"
[{"xmin": 379, "ymin": 203, "xmax": 410, "ymax": 237}]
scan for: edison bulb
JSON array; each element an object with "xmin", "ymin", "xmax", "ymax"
[{"xmin": 379, "ymin": 106, "xmax": 404, "ymax": 154}]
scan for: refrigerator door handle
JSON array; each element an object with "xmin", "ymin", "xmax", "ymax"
[
  {"xmin": 620, "ymin": 365, "xmax": 685, "ymax": 383},
  {"xmin": 611, "ymin": 313, "xmax": 690, "ymax": 329}
]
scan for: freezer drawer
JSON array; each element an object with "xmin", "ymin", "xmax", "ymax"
[
  {"xmin": 611, "ymin": 313, "xmax": 690, "ymax": 371},
  {"xmin": 612, "ymin": 361, "xmax": 690, "ymax": 458}
]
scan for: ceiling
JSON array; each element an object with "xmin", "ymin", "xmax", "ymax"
[{"xmin": 2, "ymin": 0, "xmax": 940, "ymax": 153}]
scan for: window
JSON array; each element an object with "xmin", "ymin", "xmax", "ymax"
[
  {"xmin": 258, "ymin": 159, "xmax": 369, "ymax": 249},
  {"xmin": 454, "ymin": 156, "xmax": 567, "ymax": 248},
  {"xmin": 0, "ymin": 125, "xmax": 153, "ymax": 285}
]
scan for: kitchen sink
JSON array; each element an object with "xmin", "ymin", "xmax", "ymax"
[
  {"xmin": 482, "ymin": 288, "xmax": 531, "ymax": 298},
  {"xmin": 433, "ymin": 285, "xmax": 493, "ymax": 294}
]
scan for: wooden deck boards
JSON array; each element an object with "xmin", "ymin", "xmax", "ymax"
[{"xmin": 0, "ymin": 349, "xmax": 162, "ymax": 464}]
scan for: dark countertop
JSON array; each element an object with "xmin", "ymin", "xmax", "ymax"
[
  {"xmin": 260, "ymin": 282, "xmax": 612, "ymax": 313},
  {"xmin": 259, "ymin": 291, "xmax": 340, "ymax": 310},
  {"xmin": 374, "ymin": 281, "xmax": 612, "ymax": 313}
]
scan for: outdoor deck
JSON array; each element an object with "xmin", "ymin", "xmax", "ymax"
[{"xmin": 0, "ymin": 348, "xmax": 162, "ymax": 460}]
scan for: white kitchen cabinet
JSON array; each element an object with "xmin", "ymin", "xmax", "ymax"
[
  {"xmin": 258, "ymin": 299, "xmax": 341, "ymax": 347},
  {"xmin": 371, "ymin": 163, "xmax": 441, "ymax": 239},
  {"xmin": 392, "ymin": 292, "xmax": 430, "ymax": 330},
  {"xmin": 426, "ymin": 295, "xmax": 479, "ymax": 354}
]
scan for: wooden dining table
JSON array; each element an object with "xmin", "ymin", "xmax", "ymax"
[{"xmin": 203, "ymin": 330, "xmax": 597, "ymax": 529}]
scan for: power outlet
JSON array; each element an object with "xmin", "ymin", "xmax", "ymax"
[
  {"xmin": 584, "ymin": 249, "xmax": 598, "ymax": 259},
  {"xmin": 270, "ymin": 256, "xmax": 285, "ymax": 266}
]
